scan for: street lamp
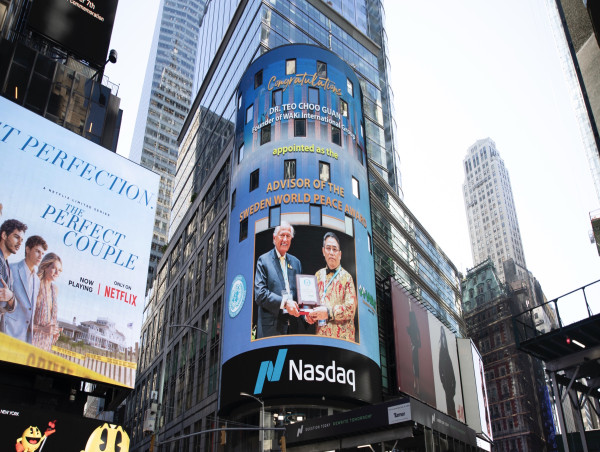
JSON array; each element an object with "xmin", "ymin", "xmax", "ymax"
[
  {"xmin": 169, "ymin": 324, "xmax": 208, "ymax": 334},
  {"xmin": 240, "ymin": 391, "xmax": 265, "ymax": 452}
]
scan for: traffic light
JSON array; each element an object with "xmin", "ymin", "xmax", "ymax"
[{"xmin": 279, "ymin": 435, "xmax": 286, "ymax": 452}]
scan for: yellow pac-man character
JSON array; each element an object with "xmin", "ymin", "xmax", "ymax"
[
  {"xmin": 15, "ymin": 421, "xmax": 56, "ymax": 452},
  {"xmin": 81, "ymin": 423, "xmax": 130, "ymax": 452}
]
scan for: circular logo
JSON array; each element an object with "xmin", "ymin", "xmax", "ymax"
[{"xmin": 228, "ymin": 275, "xmax": 246, "ymax": 318}]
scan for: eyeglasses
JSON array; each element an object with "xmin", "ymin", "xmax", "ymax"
[{"xmin": 324, "ymin": 246, "xmax": 340, "ymax": 253}]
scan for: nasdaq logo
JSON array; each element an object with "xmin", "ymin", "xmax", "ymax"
[{"xmin": 254, "ymin": 348, "xmax": 287, "ymax": 394}]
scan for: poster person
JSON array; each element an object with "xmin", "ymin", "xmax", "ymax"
[
  {"xmin": 254, "ymin": 222, "xmax": 302, "ymax": 338},
  {"xmin": 309, "ymin": 232, "xmax": 357, "ymax": 341},
  {"xmin": 2, "ymin": 235, "xmax": 47, "ymax": 343}
]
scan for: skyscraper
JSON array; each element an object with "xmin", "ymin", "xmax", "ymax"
[
  {"xmin": 547, "ymin": 0, "xmax": 600, "ymax": 203},
  {"xmin": 462, "ymin": 259, "xmax": 557, "ymax": 452},
  {"xmin": 463, "ymin": 138, "xmax": 527, "ymax": 283},
  {"xmin": 131, "ymin": 0, "xmax": 207, "ymax": 288},
  {"xmin": 126, "ymin": 1, "xmax": 471, "ymax": 450}
]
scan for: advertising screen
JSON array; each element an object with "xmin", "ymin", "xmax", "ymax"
[
  {"xmin": 457, "ymin": 338, "xmax": 493, "ymax": 441},
  {"xmin": 221, "ymin": 45, "xmax": 379, "ymax": 411},
  {"xmin": 391, "ymin": 279, "xmax": 465, "ymax": 422},
  {"xmin": 27, "ymin": 0, "xmax": 119, "ymax": 67},
  {"xmin": 1, "ymin": 403, "xmax": 130, "ymax": 451},
  {"xmin": 0, "ymin": 96, "xmax": 159, "ymax": 388}
]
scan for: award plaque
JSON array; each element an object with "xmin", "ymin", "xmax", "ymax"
[{"xmin": 296, "ymin": 274, "xmax": 319, "ymax": 314}]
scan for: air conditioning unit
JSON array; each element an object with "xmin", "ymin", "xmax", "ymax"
[{"xmin": 143, "ymin": 403, "xmax": 159, "ymax": 434}]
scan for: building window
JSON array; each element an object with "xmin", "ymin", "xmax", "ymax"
[
  {"xmin": 286, "ymin": 58, "xmax": 296, "ymax": 75},
  {"xmin": 231, "ymin": 189, "xmax": 236, "ymax": 209},
  {"xmin": 319, "ymin": 161, "xmax": 330, "ymax": 182},
  {"xmin": 347, "ymin": 78, "xmax": 354, "ymax": 97},
  {"xmin": 308, "ymin": 87, "xmax": 319, "ymax": 105},
  {"xmin": 331, "ymin": 126, "xmax": 341, "ymax": 145},
  {"xmin": 254, "ymin": 70, "xmax": 263, "ymax": 88},
  {"xmin": 310, "ymin": 204, "xmax": 322, "ymax": 225},
  {"xmin": 340, "ymin": 99, "xmax": 348, "ymax": 117},
  {"xmin": 368, "ymin": 232, "xmax": 372, "ymax": 254},
  {"xmin": 317, "ymin": 60, "xmax": 327, "ymax": 77},
  {"xmin": 239, "ymin": 218, "xmax": 248, "ymax": 241},
  {"xmin": 237, "ymin": 93, "xmax": 242, "ymax": 110},
  {"xmin": 260, "ymin": 124, "xmax": 271, "ymax": 144},
  {"xmin": 352, "ymin": 177, "xmax": 360, "ymax": 198},
  {"xmin": 284, "ymin": 159, "xmax": 296, "ymax": 179},
  {"xmin": 250, "ymin": 169, "xmax": 259, "ymax": 191},
  {"xmin": 246, "ymin": 104, "xmax": 253, "ymax": 124},
  {"xmin": 345, "ymin": 215, "xmax": 354, "ymax": 236},
  {"xmin": 294, "ymin": 118, "xmax": 306, "ymax": 137},
  {"xmin": 238, "ymin": 144, "xmax": 244, "ymax": 163},
  {"xmin": 269, "ymin": 206, "xmax": 281, "ymax": 228},
  {"xmin": 272, "ymin": 89, "xmax": 282, "ymax": 107}
]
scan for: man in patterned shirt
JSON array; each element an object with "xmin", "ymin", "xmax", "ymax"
[
  {"xmin": 309, "ymin": 232, "xmax": 357, "ymax": 342},
  {"xmin": 0, "ymin": 219, "xmax": 28, "ymax": 320}
]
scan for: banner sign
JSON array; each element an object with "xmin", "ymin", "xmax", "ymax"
[
  {"xmin": 0, "ymin": 97, "xmax": 159, "ymax": 387},
  {"xmin": 221, "ymin": 44, "xmax": 379, "ymax": 410},
  {"xmin": 391, "ymin": 279, "xmax": 466, "ymax": 422},
  {"xmin": 1, "ymin": 403, "xmax": 130, "ymax": 451}
]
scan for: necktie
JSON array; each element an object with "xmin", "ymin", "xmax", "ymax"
[{"xmin": 280, "ymin": 256, "xmax": 290, "ymax": 292}]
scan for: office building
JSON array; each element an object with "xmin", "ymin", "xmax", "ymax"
[
  {"xmin": 463, "ymin": 138, "xmax": 527, "ymax": 283},
  {"xmin": 462, "ymin": 259, "xmax": 557, "ymax": 452},
  {"xmin": 126, "ymin": 1, "xmax": 477, "ymax": 450},
  {"xmin": 0, "ymin": 0, "xmax": 122, "ymax": 151},
  {"xmin": 548, "ymin": 0, "xmax": 600, "ymax": 203},
  {"xmin": 131, "ymin": 0, "xmax": 207, "ymax": 288}
]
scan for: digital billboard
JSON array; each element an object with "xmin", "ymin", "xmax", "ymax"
[
  {"xmin": 391, "ymin": 279, "xmax": 465, "ymax": 422},
  {"xmin": 27, "ymin": 0, "xmax": 119, "ymax": 67},
  {"xmin": 221, "ymin": 45, "xmax": 379, "ymax": 411},
  {"xmin": 457, "ymin": 338, "xmax": 493, "ymax": 441},
  {"xmin": 0, "ymin": 96, "xmax": 159, "ymax": 388},
  {"xmin": 1, "ymin": 403, "xmax": 130, "ymax": 451}
]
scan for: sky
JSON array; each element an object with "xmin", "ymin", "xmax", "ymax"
[
  {"xmin": 384, "ymin": 0, "xmax": 600, "ymax": 307},
  {"xmin": 105, "ymin": 0, "xmax": 600, "ymax": 309}
]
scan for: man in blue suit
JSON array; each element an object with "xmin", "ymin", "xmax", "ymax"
[
  {"xmin": 254, "ymin": 221, "xmax": 302, "ymax": 338},
  {"xmin": 1, "ymin": 235, "xmax": 47, "ymax": 342}
]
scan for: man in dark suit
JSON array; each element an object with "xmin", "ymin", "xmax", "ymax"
[
  {"xmin": 2, "ymin": 235, "xmax": 47, "ymax": 342},
  {"xmin": 254, "ymin": 221, "xmax": 301, "ymax": 338}
]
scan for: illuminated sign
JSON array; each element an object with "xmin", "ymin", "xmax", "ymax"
[
  {"xmin": 391, "ymin": 279, "xmax": 466, "ymax": 422},
  {"xmin": 27, "ymin": 0, "xmax": 119, "ymax": 67},
  {"xmin": 221, "ymin": 44, "xmax": 379, "ymax": 410},
  {"xmin": 1, "ymin": 404, "xmax": 130, "ymax": 451},
  {"xmin": 0, "ymin": 97, "xmax": 159, "ymax": 387},
  {"xmin": 457, "ymin": 338, "xmax": 493, "ymax": 441}
]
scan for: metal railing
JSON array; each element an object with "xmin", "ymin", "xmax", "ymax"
[{"xmin": 513, "ymin": 279, "xmax": 600, "ymax": 344}]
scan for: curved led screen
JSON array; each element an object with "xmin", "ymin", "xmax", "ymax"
[{"xmin": 221, "ymin": 45, "xmax": 379, "ymax": 411}]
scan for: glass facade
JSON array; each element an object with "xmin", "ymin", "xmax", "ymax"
[
  {"xmin": 0, "ymin": 40, "xmax": 122, "ymax": 151},
  {"xmin": 171, "ymin": 0, "xmax": 401, "ymax": 234},
  {"xmin": 134, "ymin": 0, "xmax": 207, "ymax": 289}
]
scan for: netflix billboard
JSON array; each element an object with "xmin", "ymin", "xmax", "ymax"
[{"xmin": 0, "ymin": 96, "xmax": 159, "ymax": 387}]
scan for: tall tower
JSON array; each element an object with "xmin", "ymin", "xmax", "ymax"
[
  {"xmin": 132, "ymin": 0, "xmax": 207, "ymax": 289},
  {"xmin": 463, "ymin": 138, "xmax": 527, "ymax": 282}
]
